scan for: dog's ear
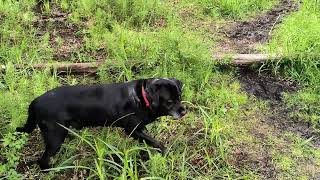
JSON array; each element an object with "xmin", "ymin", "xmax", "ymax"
[
  {"xmin": 169, "ymin": 78, "xmax": 183, "ymax": 93},
  {"xmin": 146, "ymin": 82, "xmax": 161, "ymax": 109}
]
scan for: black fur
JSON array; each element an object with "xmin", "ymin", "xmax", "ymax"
[{"xmin": 17, "ymin": 78, "xmax": 186, "ymax": 170}]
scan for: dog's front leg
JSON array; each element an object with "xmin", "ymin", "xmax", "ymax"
[{"xmin": 130, "ymin": 130, "xmax": 166, "ymax": 155}]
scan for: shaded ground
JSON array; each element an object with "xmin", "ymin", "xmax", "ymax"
[{"xmin": 218, "ymin": 0, "xmax": 299, "ymax": 53}]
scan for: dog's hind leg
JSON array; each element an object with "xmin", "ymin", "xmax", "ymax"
[{"xmin": 38, "ymin": 124, "xmax": 68, "ymax": 170}]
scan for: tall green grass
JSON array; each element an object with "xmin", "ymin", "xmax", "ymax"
[
  {"xmin": 59, "ymin": 0, "xmax": 169, "ymax": 28},
  {"xmin": 0, "ymin": 64, "xmax": 59, "ymax": 135},
  {"xmin": 268, "ymin": 0, "xmax": 320, "ymax": 127},
  {"xmin": 181, "ymin": 0, "xmax": 278, "ymax": 19},
  {"xmin": 0, "ymin": 0, "xmax": 53, "ymax": 64}
]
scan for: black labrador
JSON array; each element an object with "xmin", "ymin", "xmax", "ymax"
[{"xmin": 16, "ymin": 78, "xmax": 186, "ymax": 170}]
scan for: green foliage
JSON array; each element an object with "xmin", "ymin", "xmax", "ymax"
[
  {"xmin": 284, "ymin": 90, "xmax": 320, "ymax": 128},
  {"xmin": 182, "ymin": 0, "xmax": 278, "ymax": 19},
  {"xmin": 0, "ymin": 0, "xmax": 53, "ymax": 64},
  {"xmin": 62, "ymin": 0, "xmax": 169, "ymax": 28},
  {"xmin": 0, "ymin": 0, "xmax": 318, "ymax": 179},
  {"xmin": 0, "ymin": 64, "xmax": 59, "ymax": 133},
  {"xmin": 0, "ymin": 132, "xmax": 27, "ymax": 179}
]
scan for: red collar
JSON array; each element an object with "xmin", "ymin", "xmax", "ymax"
[{"xmin": 141, "ymin": 85, "xmax": 151, "ymax": 110}]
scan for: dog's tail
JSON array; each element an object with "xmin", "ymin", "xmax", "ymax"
[{"xmin": 16, "ymin": 100, "xmax": 37, "ymax": 133}]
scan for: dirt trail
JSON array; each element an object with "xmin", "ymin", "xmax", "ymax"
[
  {"xmin": 34, "ymin": 5, "xmax": 83, "ymax": 62},
  {"xmin": 223, "ymin": 0, "xmax": 320, "ymax": 147},
  {"xmin": 217, "ymin": 0, "xmax": 320, "ymax": 178},
  {"xmin": 216, "ymin": 0, "xmax": 319, "ymax": 144},
  {"xmin": 218, "ymin": 0, "xmax": 298, "ymax": 53},
  {"xmin": 238, "ymin": 67, "xmax": 320, "ymax": 147}
]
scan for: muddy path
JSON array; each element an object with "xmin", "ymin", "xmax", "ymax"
[
  {"xmin": 238, "ymin": 67, "xmax": 320, "ymax": 147},
  {"xmin": 33, "ymin": 4, "xmax": 84, "ymax": 62},
  {"xmin": 218, "ymin": 0, "xmax": 320, "ymax": 177},
  {"xmin": 232, "ymin": 67, "xmax": 319, "ymax": 179},
  {"xmin": 218, "ymin": 0, "xmax": 298, "ymax": 53},
  {"xmin": 224, "ymin": 0, "xmax": 320, "ymax": 147},
  {"xmin": 33, "ymin": 3, "xmax": 106, "ymax": 63},
  {"xmin": 216, "ymin": 0, "xmax": 320, "ymax": 144}
]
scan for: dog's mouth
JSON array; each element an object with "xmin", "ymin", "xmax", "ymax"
[{"xmin": 169, "ymin": 109, "xmax": 187, "ymax": 120}]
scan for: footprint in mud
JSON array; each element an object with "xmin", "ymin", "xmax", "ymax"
[{"xmin": 237, "ymin": 67, "xmax": 297, "ymax": 102}]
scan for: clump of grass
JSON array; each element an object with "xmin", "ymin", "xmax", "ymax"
[
  {"xmin": 0, "ymin": 64, "xmax": 59, "ymax": 134},
  {"xmin": 181, "ymin": 0, "xmax": 278, "ymax": 19},
  {"xmin": 0, "ymin": 0, "xmax": 53, "ymax": 64},
  {"xmin": 95, "ymin": 24, "xmax": 214, "ymax": 97},
  {"xmin": 0, "ymin": 132, "xmax": 28, "ymax": 179},
  {"xmin": 60, "ymin": 0, "xmax": 169, "ymax": 28},
  {"xmin": 267, "ymin": 0, "xmax": 320, "ymax": 127}
]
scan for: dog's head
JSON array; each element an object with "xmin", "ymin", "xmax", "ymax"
[{"xmin": 145, "ymin": 78, "xmax": 187, "ymax": 119}]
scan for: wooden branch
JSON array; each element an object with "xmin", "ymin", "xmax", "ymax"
[
  {"xmin": 15, "ymin": 62, "xmax": 103, "ymax": 74},
  {"xmin": 213, "ymin": 54, "xmax": 279, "ymax": 65},
  {"xmin": 0, "ymin": 54, "xmax": 280, "ymax": 74}
]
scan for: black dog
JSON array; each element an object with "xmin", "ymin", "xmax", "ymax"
[{"xmin": 16, "ymin": 78, "xmax": 186, "ymax": 170}]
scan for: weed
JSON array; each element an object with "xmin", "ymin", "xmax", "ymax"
[{"xmin": 0, "ymin": 132, "xmax": 28, "ymax": 179}]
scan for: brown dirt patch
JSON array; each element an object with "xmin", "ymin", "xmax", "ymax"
[
  {"xmin": 238, "ymin": 67, "xmax": 298, "ymax": 102},
  {"xmin": 218, "ymin": 0, "xmax": 299, "ymax": 53},
  {"xmin": 237, "ymin": 66, "xmax": 320, "ymax": 147},
  {"xmin": 33, "ymin": 5, "xmax": 83, "ymax": 62}
]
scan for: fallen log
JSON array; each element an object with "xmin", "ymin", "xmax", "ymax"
[
  {"xmin": 213, "ymin": 54, "xmax": 279, "ymax": 65},
  {"xmin": 0, "ymin": 54, "xmax": 279, "ymax": 74},
  {"xmin": 15, "ymin": 62, "xmax": 103, "ymax": 74}
]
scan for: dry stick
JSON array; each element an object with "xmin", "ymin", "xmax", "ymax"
[
  {"xmin": 213, "ymin": 54, "xmax": 279, "ymax": 65},
  {"xmin": 14, "ymin": 62, "xmax": 104, "ymax": 74},
  {"xmin": 3, "ymin": 54, "xmax": 279, "ymax": 74}
]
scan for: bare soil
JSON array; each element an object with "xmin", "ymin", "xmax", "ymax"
[
  {"xmin": 34, "ymin": 5, "xmax": 83, "ymax": 62},
  {"xmin": 218, "ymin": 0, "xmax": 299, "ymax": 53},
  {"xmin": 238, "ymin": 67, "xmax": 320, "ymax": 147}
]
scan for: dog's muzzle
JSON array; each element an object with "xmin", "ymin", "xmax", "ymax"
[{"xmin": 170, "ymin": 106, "xmax": 187, "ymax": 120}]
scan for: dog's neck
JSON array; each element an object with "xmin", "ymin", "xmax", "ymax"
[
  {"xmin": 141, "ymin": 84, "xmax": 151, "ymax": 110},
  {"xmin": 135, "ymin": 79, "xmax": 156, "ymax": 113}
]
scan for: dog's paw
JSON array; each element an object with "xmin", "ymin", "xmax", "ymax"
[
  {"xmin": 139, "ymin": 150, "xmax": 150, "ymax": 161},
  {"xmin": 159, "ymin": 145, "xmax": 167, "ymax": 156},
  {"xmin": 38, "ymin": 160, "xmax": 51, "ymax": 171}
]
